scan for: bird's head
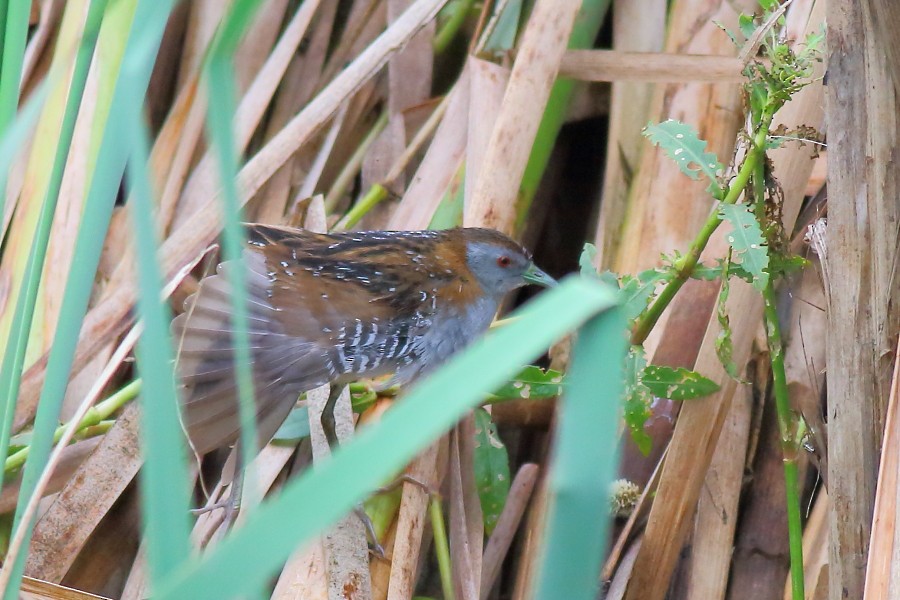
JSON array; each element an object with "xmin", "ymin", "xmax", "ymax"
[{"xmin": 462, "ymin": 228, "xmax": 556, "ymax": 299}]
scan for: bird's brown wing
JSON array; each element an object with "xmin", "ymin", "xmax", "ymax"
[
  {"xmin": 172, "ymin": 250, "xmax": 337, "ymax": 455},
  {"xmin": 173, "ymin": 226, "xmax": 424, "ymax": 455}
]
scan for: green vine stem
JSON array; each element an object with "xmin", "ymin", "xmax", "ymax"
[
  {"xmin": 762, "ymin": 274, "xmax": 805, "ymax": 600},
  {"xmin": 631, "ymin": 110, "xmax": 775, "ymax": 346},
  {"xmin": 752, "ymin": 154, "xmax": 804, "ymax": 600},
  {"xmin": 429, "ymin": 494, "xmax": 455, "ymax": 600}
]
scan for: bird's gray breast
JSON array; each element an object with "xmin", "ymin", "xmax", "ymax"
[{"xmin": 391, "ymin": 294, "xmax": 498, "ymax": 384}]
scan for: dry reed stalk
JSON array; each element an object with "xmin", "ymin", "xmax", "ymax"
[
  {"xmin": 592, "ymin": 0, "xmax": 665, "ymax": 270},
  {"xmin": 369, "ymin": 518, "xmax": 398, "ymax": 600},
  {"xmin": 249, "ymin": 0, "xmax": 335, "ymax": 224},
  {"xmin": 21, "ymin": 575, "xmax": 112, "ymax": 600},
  {"xmin": 790, "ymin": 491, "xmax": 829, "ymax": 600},
  {"xmin": 173, "ymin": 0, "xmax": 325, "ymax": 227},
  {"xmin": 862, "ymin": 334, "xmax": 900, "ymax": 599},
  {"xmin": 480, "ymin": 463, "xmax": 539, "ymax": 599},
  {"xmin": 560, "ymin": 50, "xmax": 745, "ymax": 83},
  {"xmin": 365, "ymin": 0, "xmax": 432, "ymax": 199},
  {"xmin": 827, "ymin": 1, "xmax": 900, "ymax": 597},
  {"xmin": 176, "ymin": 0, "xmax": 227, "ymax": 91},
  {"xmin": 24, "ymin": 403, "xmax": 142, "ymax": 582},
  {"xmin": 464, "ymin": 57, "xmax": 509, "ymax": 208},
  {"xmin": 614, "ymin": 0, "xmax": 755, "ymax": 278},
  {"xmin": 386, "ymin": 439, "xmax": 447, "ymax": 600},
  {"xmin": 234, "ymin": 0, "xmax": 291, "ymax": 93},
  {"xmin": 448, "ymin": 417, "xmax": 484, "ymax": 600},
  {"xmin": 465, "ymin": 0, "xmax": 581, "ymax": 234},
  {"xmin": 0, "ymin": 438, "xmax": 100, "ymax": 514},
  {"xmin": 684, "ymin": 384, "xmax": 753, "ymax": 600},
  {"xmin": 388, "ymin": 67, "xmax": 470, "ymax": 229}
]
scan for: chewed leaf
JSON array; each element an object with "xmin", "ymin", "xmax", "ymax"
[
  {"xmin": 642, "ymin": 365, "xmax": 720, "ymax": 400},
  {"xmin": 719, "ymin": 204, "xmax": 770, "ymax": 291},
  {"xmin": 623, "ymin": 346, "xmax": 652, "ymax": 455},
  {"xmin": 715, "ymin": 258, "xmax": 741, "ymax": 379},
  {"xmin": 473, "ymin": 408, "xmax": 510, "ymax": 534},
  {"xmin": 579, "ymin": 243, "xmax": 600, "ymax": 278},
  {"xmin": 488, "ymin": 366, "xmax": 564, "ymax": 401},
  {"xmin": 644, "ymin": 120, "xmax": 724, "ymax": 198}
]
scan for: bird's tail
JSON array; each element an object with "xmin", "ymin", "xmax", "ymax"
[{"xmin": 171, "ymin": 252, "xmax": 304, "ymax": 456}]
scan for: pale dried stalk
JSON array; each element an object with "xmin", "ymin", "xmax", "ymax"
[
  {"xmin": 386, "ymin": 440, "xmax": 446, "ymax": 600},
  {"xmin": 559, "ymin": 50, "xmax": 744, "ymax": 83},
  {"xmin": 21, "ymin": 575, "xmax": 111, "ymax": 600},
  {"xmin": 448, "ymin": 418, "xmax": 483, "ymax": 600},
  {"xmin": 480, "ymin": 463, "xmax": 539, "ymax": 599},
  {"xmin": 172, "ymin": 0, "xmax": 325, "ymax": 225},
  {"xmin": 826, "ymin": 0, "xmax": 900, "ymax": 596},
  {"xmin": 464, "ymin": 57, "xmax": 509, "ymax": 208},
  {"xmin": 684, "ymin": 385, "xmax": 752, "ymax": 599},
  {"xmin": 592, "ymin": 0, "xmax": 665, "ymax": 267},
  {"xmin": 465, "ymin": 0, "xmax": 581, "ymax": 234},
  {"xmin": 862, "ymin": 332, "xmax": 900, "ymax": 599},
  {"xmin": 388, "ymin": 66, "xmax": 470, "ymax": 230}
]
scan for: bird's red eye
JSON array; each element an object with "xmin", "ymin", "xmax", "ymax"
[{"xmin": 497, "ymin": 255, "xmax": 511, "ymax": 268}]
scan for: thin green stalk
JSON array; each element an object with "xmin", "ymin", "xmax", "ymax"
[
  {"xmin": 324, "ymin": 109, "xmax": 388, "ymax": 213},
  {"xmin": 631, "ymin": 111, "xmax": 775, "ymax": 345},
  {"xmin": 433, "ymin": 0, "xmax": 475, "ymax": 53},
  {"xmin": 335, "ymin": 183, "xmax": 389, "ymax": 231},
  {"xmin": 4, "ymin": 380, "xmax": 139, "ymax": 474},
  {"xmin": 752, "ymin": 150, "xmax": 803, "ymax": 600},
  {"xmin": 763, "ymin": 277, "xmax": 805, "ymax": 600},
  {"xmin": 429, "ymin": 495, "xmax": 455, "ymax": 600}
]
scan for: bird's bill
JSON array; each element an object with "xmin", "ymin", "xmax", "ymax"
[{"xmin": 523, "ymin": 263, "xmax": 558, "ymax": 288}]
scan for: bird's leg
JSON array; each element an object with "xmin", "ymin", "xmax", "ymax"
[
  {"xmin": 320, "ymin": 384, "xmax": 344, "ymax": 450},
  {"xmin": 318, "ymin": 384, "xmax": 391, "ymax": 556},
  {"xmin": 190, "ymin": 444, "xmax": 244, "ymax": 532}
]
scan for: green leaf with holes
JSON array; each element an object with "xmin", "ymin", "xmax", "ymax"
[
  {"xmin": 488, "ymin": 366, "xmax": 564, "ymax": 401},
  {"xmin": 643, "ymin": 120, "xmax": 724, "ymax": 199},
  {"xmin": 474, "ymin": 407, "xmax": 510, "ymax": 535},
  {"xmin": 623, "ymin": 346, "xmax": 652, "ymax": 455},
  {"xmin": 719, "ymin": 203, "xmax": 770, "ymax": 291},
  {"xmin": 641, "ymin": 366, "xmax": 720, "ymax": 400},
  {"xmin": 715, "ymin": 256, "xmax": 741, "ymax": 379}
]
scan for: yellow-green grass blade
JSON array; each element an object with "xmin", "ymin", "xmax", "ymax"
[
  {"xmin": 0, "ymin": 0, "xmax": 109, "ymax": 504},
  {"xmin": 1, "ymin": 1, "xmax": 174, "ymax": 596},
  {"xmin": 153, "ymin": 276, "xmax": 621, "ymax": 599}
]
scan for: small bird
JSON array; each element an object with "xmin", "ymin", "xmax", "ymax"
[{"xmin": 172, "ymin": 224, "xmax": 556, "ymax": 455}]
